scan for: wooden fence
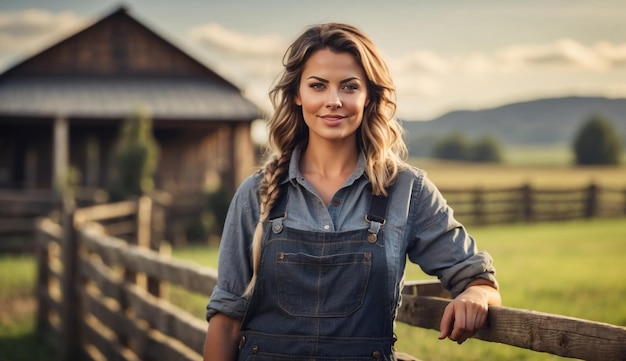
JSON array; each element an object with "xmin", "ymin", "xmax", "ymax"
[
  {"xmin": 35, "ymin": 197, "xmax": 626, "ymax": 361},
  {"xmin": 437, "ymin": 183, "xmax": 625, "ymax": 225},
  {"xmin": 0, "ymin": 188, "xmax": 198, "ymax": 252},
  {"xmin": 5, "ymin": 182, "xmax": 626, "ymax": 253}
]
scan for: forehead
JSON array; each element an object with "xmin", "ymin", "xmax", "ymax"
[{"xmin": 302, "ymin": 49, "xmax": 366, "ymax": 79}]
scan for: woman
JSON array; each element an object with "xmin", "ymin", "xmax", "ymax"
[{"xmin": 204, "ymin": 23, "xmax": 501, "ymax": 360}]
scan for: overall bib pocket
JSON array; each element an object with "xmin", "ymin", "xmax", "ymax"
[{"xmin": 274, "ymin": 252, "xmax": 372, "ymax": 317}]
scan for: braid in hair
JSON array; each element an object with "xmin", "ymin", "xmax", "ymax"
[{"xmin": 242, "ymin": 152, "xmax": 291, "ymax": 297}]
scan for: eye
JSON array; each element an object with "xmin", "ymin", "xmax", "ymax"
[
  {"xmin": 309, "ymin": 82, "xmax": 325, "ymax": 90},
  {"xmin": 342, "ymin": 83, "xmax": 359, "ymax": 91}
]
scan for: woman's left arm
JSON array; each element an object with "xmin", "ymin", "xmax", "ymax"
[{"xmin": 438, "ymin": 279, "xmax": 501, "ymax": 344}]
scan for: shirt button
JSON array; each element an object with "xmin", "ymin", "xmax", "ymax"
[
  {"xmin": 372, "ymin": 351, "xmax": 381, "ymax": 359},
  {"xmin": 252, "ymin": 345, "xmax": 259, "ymax": 354},
  {"xmin": 331, "ymin": 198, "xmax": 341, "ymax": 206},
  {"xmin": 323, "ymin": 224, "xmax": 330, "ymax": 230}
]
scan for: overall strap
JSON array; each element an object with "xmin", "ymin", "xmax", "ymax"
[
  {"xmin": 366, "ymin": 191, "xmax": 389, "ymax": 242},
  {"xmin": 268, "ymin": 184, "xmax": 289, "ymax": 234},
  {"xmin": 268, "ymin": 183, "xmax": 390, "ymax": 237}
]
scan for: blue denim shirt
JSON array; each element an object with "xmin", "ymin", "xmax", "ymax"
[{"xmin": 206, "ymin": 146, "xmax": 497, "ymax": 321}]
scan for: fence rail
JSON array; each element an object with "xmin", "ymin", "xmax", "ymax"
[
  {"xmin": 440, "ymin": 183, "xmax": 626, "ymax": 225},
  {"xmin": 4, "ymin": 183, "xmax": 625, "ymax": 253},
  {"xmin": 34, "ymin": 196, "xmax": 626, "ymax": 361}
]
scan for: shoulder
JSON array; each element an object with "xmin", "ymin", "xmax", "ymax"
[
  {"xmin": 231, "ymin": 171, "xmax": 263, "ymax": 207},
  {"xmin": 394, "ymin": 165, "xmax": 428, "ymax": 190},
  {"xmin": 392, "ymin": 165, "xmax": 442, "ymax": 201},
  {"xmin": 238, "ymin": 171, "xmax": 263, "ymax": 192}
]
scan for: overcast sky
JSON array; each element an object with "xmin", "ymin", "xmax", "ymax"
[{"xmin": 1, "ymin": 0, "xmax": 625, "ymax": 120}]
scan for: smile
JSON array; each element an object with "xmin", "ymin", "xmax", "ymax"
[{"xmin": 319, "ymin": 114, "xmax": 347, "ymax": 120}]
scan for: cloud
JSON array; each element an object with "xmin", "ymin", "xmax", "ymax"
[
  {"xmin": 189, "ymin": 22, "xmax": 287, "ymax": 58},
  {"xmin": 489, "ymin": 39, "xmax": 626, "ymax": 73},
  {"xmin": 389, "ymin": 49, "xmax": 451, "ymax": 76},
  {"xmin": 0, "ymin": 9, "xmax": 87, "ymax": 54}
]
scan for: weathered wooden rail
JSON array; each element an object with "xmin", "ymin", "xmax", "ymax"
[
  {"xmin": 7, "ymin": 182, "xmax": 626, "ymax": 250},
  {"xmin": 439, "ymin": 183, "xmax": 626, "ymax": 225},
  {"xmin": 34, "ymin": 197, "xmax": 626, "ymax": 361}
]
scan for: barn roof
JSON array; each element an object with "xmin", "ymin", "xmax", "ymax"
[
  {"xmin": 0, "ymin": 6, "xmax": 261, "ymax": 122},
  {"xmin": 0, "ymin": 76, "xmax": 260, "ymax": 121}
]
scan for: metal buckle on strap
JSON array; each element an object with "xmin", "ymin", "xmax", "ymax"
[{"xmin": 271, "ymin": 218, "xmax": 284, "ymax": 234}]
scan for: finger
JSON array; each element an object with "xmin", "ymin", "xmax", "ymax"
[
  {"xmin": 461, "ymin": 304, "xmax": 487, "ymax": 343},
  {"xmin": 449, "ymin": 303, "xmax": 467, "ymax": 343},
  {"xmin": 439, "ymin": 304, "xmax": 454, "ymax": 340}
]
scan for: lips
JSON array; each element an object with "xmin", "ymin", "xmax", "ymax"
[{"xmin": 318, "ymin": 114, "xmax": 347, "ymax": 127}]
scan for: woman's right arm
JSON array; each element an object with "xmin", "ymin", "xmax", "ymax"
[{"xmin": 203, "ymin": 312, "xmax": 242, "ymax": 361}]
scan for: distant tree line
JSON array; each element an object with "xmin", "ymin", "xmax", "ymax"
[
  {"xmin": 406, "ymin": 113, "xmax": 623, "ymax": 166},
  {"xmin": 430, "ymin": 132, "xmax": 504, "ymax": 163}
]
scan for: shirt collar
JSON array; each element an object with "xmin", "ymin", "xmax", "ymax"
[{"xmin": 283, "ymin": 144, "xmax": 367, "ymax": 186}]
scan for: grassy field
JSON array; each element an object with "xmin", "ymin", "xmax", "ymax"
[
  {"xmin": 0, "ymin": 218, "xmax": 624, "ymax": 360},
  {"xmin": 412, "ymin": 158, "xmax": 626, "ymax": 189},
  {"xmin": 171, "ymin": 218, "xmax": 626, "ymax": 361},
  {"xmin": 409, "ymin": 144, "xmax": 626, "ymax": 189},
  {"xmin": 0, "ymin": 255, "xmax": 56, "ymax": 361},
  {"xmin": 1, "ymin": 148, "xmax": 625, "ymax": 360}
]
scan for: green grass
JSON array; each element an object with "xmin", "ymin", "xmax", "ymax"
[
  {"xmin": 2, "ymin": 218, "xmax": 624, "ymax": 361},
  {"xmin": 172, "ymin": 218, "xmax": 626, "ymax": 361},
  {"xmin": 394, "ymin": 218, "xmax": 626, "ymax": 360},
  {"xmin": 503, "ymin": 144, "xmax": 575, "ymax": 166},
  {"xmin": 0, "ymin": 254, "xmax": 57, "ymax": 361}
]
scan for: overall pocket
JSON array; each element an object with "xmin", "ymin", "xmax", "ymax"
[{"xmin": 274, "ymin": 252, "xmax": 372, "ymax": 317}]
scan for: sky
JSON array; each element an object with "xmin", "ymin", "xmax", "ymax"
[{"xmin": 1, "ymin": 0, "xmax": 626, "ymax": 120}]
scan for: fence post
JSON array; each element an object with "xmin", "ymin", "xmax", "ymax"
[
  {"xmin": 522, "ymin": 183, "xmax": 533, "ymax": 222},
  {"xmin": 60, "ymin": 195, "xmax": 81, "ymax": 361},
  {"xmin": 149, "ymin": 195, "xmax": 167, "ymax": 297},
  {"xmin": 473, "ymin": 187, "xmax": 485, "ymax": 225},
  {"xmin": 137, "ymin": 195, "xmax": 162, "ymax": 297},
  {"xmin": 34, "ymin": 218, "xmax": 50, "ymax": 334},
  {"xmin": 585, "ymin": 183, "xmax": 598, "ymax": 218}
]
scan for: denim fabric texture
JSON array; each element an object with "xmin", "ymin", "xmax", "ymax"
[{"xmin": 206, "ymin": 145, "xmax": 497, "ymax": 356}]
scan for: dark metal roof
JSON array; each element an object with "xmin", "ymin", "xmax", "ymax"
[{"xmin": 0, "ymin": 76, "xmax": 261, "ymax": 120}]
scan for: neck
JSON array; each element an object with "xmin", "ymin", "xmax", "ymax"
[{"xmin": 300, "ymin": 140, "xmax": 359, "ymax": 178}]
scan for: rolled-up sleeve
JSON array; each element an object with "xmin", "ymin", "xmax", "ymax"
[
  {"xmin": 205, "ymin": 174, "xmax": 260, "ymax": 321},
  {"xmin": 406, "ymin": 175, "xmax": 497, "ymax": 297}
]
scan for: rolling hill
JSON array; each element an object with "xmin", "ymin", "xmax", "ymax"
[{"xmin": 402, "ymin": 96, "xmax": 626, "ymax": 156}]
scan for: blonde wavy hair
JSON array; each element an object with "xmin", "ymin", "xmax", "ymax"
[{"xmin": 244, "ymin": 23, "xmax": 408, "ymax": 297}]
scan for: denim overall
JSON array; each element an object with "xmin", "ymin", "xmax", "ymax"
[{"xmin": 238, "ymin": 187, "xmax": 395, "ymax": 360}]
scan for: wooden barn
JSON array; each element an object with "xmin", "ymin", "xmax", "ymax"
[{"xmin": 0, "ymin": 6, "xmax": 261, "ymax": 196}]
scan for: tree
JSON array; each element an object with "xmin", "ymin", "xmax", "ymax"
[
  {"xmin": 470, "ymin": 135, "xmax": 503, "ymax": 163},
  {"xmin": 108, "ymin": 108, "xmax": 160, "ymax": 201},
  {"xmin": 432, "ymin": 132, "xmax": 470, "ymax": 160},
  {"xmin": 432, "ymin": 132, "xmax": 503, "ymax": 163},
  {"xmin": 573, "ymin": 114, "xmax": 622, "ymax": 165}
]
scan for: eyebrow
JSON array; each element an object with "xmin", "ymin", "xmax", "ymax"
[{"xmin": 306, "ymin": 76, "xmax": 362, "ymax": 83}]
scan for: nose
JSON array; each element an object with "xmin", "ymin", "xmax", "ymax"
[{"xmin": 325, "ymin": 91, "xmax": 342, "ymax": 108}]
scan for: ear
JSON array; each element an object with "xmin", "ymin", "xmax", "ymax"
[
  {"xmin": 365, "ymin": 96, "xmax": 370, "ymax": 108},
  {"xmin": 295, "ymin": 93, "xmax": 302, "ymax": 106}
]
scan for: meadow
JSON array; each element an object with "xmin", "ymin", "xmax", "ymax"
[
  {"xmin": 411, "ymin": 145, "xmax": 626, "ymax": 189},
  {"xmin": 171, "ymin": 218, "xmax": 626, "ymax": 361},
  {"xmin": 1, "ymin": 146, "xmax": 625, "ymax": 360},
  {"xmin": 2, "ymin": 218, "xmax": 624, "ymax": 360}
]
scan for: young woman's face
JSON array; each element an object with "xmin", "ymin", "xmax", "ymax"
[{"xmin": 296, "ymin": 49, "xmax": 369, "ymax": 145}]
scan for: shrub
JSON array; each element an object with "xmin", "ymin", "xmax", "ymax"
[
  {"xmin": 107, "ymin": 108, "xmax": 160, "ymax": 201},
  {"xmin": 432, "ymin": 132, "xmax": 503, "ymax": 163},
  {"xmin": 573, "ymin": 114, "xmax": 622, "ymax": 165}
]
